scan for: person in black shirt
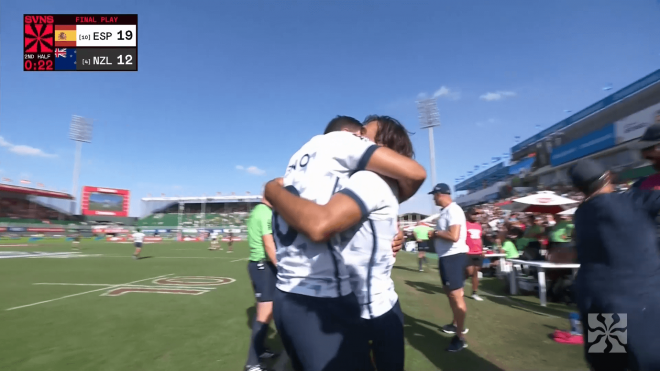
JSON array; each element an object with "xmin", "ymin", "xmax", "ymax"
[{"xmin": 569, "ymin": 159, "xmax": 660, "ymax": 371}]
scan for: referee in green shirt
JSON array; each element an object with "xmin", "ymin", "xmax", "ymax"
[
  {"xmin": 413, "ymin": 224, "xmax": 434, "ymax": 272},
  {"xmin": 244, "ymin": 197, "xmax": 278, "ymax": 371}
]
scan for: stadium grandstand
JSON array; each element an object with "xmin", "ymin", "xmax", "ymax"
[
  {"xmin": 139, "ymin": 195, "xmax": 263, "ymax": 237},
  {"xmin": 454, "ymin": 68, "xmax": 660, "ymax": 208},
  {"xmin": 1, "ymin": 184, "xmax": 77, "ymax": 223}
]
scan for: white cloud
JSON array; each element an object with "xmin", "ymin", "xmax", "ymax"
[
  {"xmin": 479, "ymin": 91, "xmax": 516, "ymax": 102},
  {"xmin": 236, "ymin": 165, "xmax": 265, "ymax": 176},
  {"xmin": 0, "ymin": 136, "xmax": 57, "ymax": 158},
  {"xmin": 245, "ymin": 166, "xmax": 266, "ymax": 176},
  {"xmin": 432, "ymin": 86, "xmax": 460, "ymax": 100},
  {"xmin": 417, "ymin": 86, "xmax": 460, "ymax": 101}
]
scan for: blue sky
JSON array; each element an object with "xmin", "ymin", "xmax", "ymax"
[{"xmin": 1, "ymin": 0, "xmax": 659, "ymax": 217}]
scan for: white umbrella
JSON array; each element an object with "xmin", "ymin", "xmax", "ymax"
[
  {"xmin": 510, "ymin": 191, "xmax": 579, "ymax": 214},
  {"xmin": 558, "ymin": 207, "xmax": 577, "ymax": 215}
]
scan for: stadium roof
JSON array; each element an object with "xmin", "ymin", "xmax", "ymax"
[
  {"xmin": 511, "ymin": 68, "xmax": 660, "ymax": 155},
  {"xmin": 141, "ymin": 195, "xmax": 263, "ymax": 203},
  {"xmin": 0, "ymin": 184, "xmax": 74, "ymax": 200}
]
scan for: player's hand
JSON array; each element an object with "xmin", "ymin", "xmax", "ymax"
[
  {"xmin": 391, "ymin": 230, "xmax": 404, "ymax": 257},
  {"xmin": 271, "ymin": 177, "xmax": 284, "ymax": 187},
  {"xmin": 427, "ymin": 230, "xmax": 435, "ymax": 239}
]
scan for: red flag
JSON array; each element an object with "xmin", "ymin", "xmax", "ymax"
[
  {"xmin": 37, "ymin": 183, "xmax": 44, "ymax": 188},
  {"xmin": 20, "ymin": 179, "xmax": 31, "ymax": 184},
  {"xmin": 1, "ymin": 178, "xmax": 11, "ymax": 183}
]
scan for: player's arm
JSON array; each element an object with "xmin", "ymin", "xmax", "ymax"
[
  {"xmin": 262, "ymin": 234, "xmax": 277, "ymax": 264},
  {"xmin": 428, "ymin": 206, "xmax": 463, "ymax": 242},
  {"xmin": 261, "ymin": 212, "xmax": 277, "ymax": 264},
  {"xmin": 429, "ymin": 225, "xmax": 461, "ymax": 242},
  {"xmin": 265, "ymin": 172, "xmax": 384, "ymax": 243},
  {"xmin": 336, "ymin": 133, "xmax": 426, "ymax": 202},
  {"xmin": 365, "ymin": 146, "xmax": 426, "ymax": 202}
]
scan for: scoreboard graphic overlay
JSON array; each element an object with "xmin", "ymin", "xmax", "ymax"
[
  {"xmin": 24, "ymin": 14, "xmax": 137, "ymax": 71},
  {"xmin": 81, "ymin": 186, "xmax": 130, "ymax": 217}
]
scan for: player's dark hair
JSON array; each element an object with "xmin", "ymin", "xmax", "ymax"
[
  {"xmin": 363, "ymin": 115, "xmax": 415, "ymax": 158},
  {"xmin": 323, "ymin": 115, "xmax": 362, "ymax": 134}
]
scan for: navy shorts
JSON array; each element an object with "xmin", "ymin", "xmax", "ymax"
[
  {"xmin": 247, "ymin": 261, "xmax": 276, "ymax": 302},
  {"xmin": 438, "ymin": 253, "xmax": 467, "ymax": 291},
  {"xmin": 367, "ymin": 300, "xmax": 404, "ymax": 371},
  {"xmin": 273, "ymin": 289, "xmax": 372, "ymax": 371},
  {"xmin": 417, "ymin": 241, "xmax": 432, "ymax": 252},
  {"xmin": 134, "ymin": 242, "xmax": 143, "ymax": 248},
  {"xmin": 467, "ymin": 254, "xmax": 483, "ymax": 266}
]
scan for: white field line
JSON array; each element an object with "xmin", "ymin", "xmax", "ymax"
[
  {"xmin": 0, "ymin": 252, "xmax": 81, "ymax": 259},
  {"xmin": 34, "ymin": 283, "xmax": 220, "ymax": 291},
  {"xmin": 230, "ymin": 258, "xmax": 248, "ymax": 263},
  {"xmin": 95, "ymin": 255, "xmax": 239, "ymax": 259},
  {"xmin": 34, "ymin": 283, "xmax": 112, "ymax": 287},
  {"xmin": 6, "ymin": 273, "xmax": 174, "ymax": 311}
]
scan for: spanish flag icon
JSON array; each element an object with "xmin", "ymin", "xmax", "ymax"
[{"xmin": 54, "ymin": 25, "xmax": 76, "ymax": 47}]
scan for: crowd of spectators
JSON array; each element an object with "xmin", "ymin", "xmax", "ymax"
[{"xmin": 0, "ymin": 198, "xmax": 70, "ymax": 222}]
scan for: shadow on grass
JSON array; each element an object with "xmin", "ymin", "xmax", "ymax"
[
  {"xmin": 137, "ymin": 256, "xmax": 153, "ymax": 260},
  {"xmin": 404, "ymin": 280, "xmax": 444, "ymax": 295},
  {"xmin": 393, "ymin": 266, "xmax": 422, "ymax": 273},
  {"xmin": 404, "ymin": 313, "xmax": 504, "ymax": 371},
  {"xmin": 405, "ymin": 278, "xmax": 574, "ymax": 319}
]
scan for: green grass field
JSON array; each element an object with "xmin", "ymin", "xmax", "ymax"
[{"xmin": 0, "ymin": 240, "xmax": 588, "ymax": 371}]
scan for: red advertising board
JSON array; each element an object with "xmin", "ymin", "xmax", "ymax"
[{"xmin": 81, "ymin": 186, "xmax": 130, "ymax": 217}]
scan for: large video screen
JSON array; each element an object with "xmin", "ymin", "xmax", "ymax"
[{"xmin": 81, "ymin": 186, "xmax": 130, "ymax": 217}]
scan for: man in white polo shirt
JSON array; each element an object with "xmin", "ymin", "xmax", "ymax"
[{"xmin": 427, "ymin": 183, "xmax": 469, "ymax": 352}]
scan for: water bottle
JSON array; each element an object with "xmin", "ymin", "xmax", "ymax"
[{"xmin": 569, "ymin": 312, "xmax": 582, "ymax": 335}]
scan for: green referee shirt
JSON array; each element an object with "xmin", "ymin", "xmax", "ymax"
[
  {"xmin": 246, "ymin": 203, "xmax": 273, "ymax": 262},
  {"xmin": 413, "ymin": 225, "xmax": 434, "ymax": 241}
]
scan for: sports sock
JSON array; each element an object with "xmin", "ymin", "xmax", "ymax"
[
  {"xmin": 418, "ymin": 258, "xmax": 423, "ymax": 270},
  {"xmin": 246, "ymin": 320, "xmax": 269, "ymax": 365}
]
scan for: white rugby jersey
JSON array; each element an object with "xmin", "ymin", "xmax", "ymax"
[
  {"xmin": 274, "ymin": 131, "xmax": 379, "ymax": 298},
  {"xmin": 133, "ymin": 232, "xmax": 145, "ymax": 243},
  {"xmin": 338, "ymin": 171, "xmax": 399, "ymax": 319},
  {"xmin": 210, "ymin": 232, "xmax": 219, "ymax": 239}
]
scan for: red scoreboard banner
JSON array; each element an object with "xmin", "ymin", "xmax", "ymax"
[
  {"xmin": 24, "ymin": 14, "xmax": 138, "ymax": 71},
  {"xmin": 81, "ymin": 186, "xmax": 130, "ymax": 217}
]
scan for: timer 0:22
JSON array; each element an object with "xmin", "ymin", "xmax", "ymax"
[{"xmin": 24, "ymin": 60, "xmax": 54, "ymax": 71}]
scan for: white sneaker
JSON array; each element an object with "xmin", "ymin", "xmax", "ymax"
[{"xmin": 472, "ymin": 294, "xmax": 484, "ymax": 301}]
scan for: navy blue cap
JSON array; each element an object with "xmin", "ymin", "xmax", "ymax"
[
  {"xmin": 568, "ymin": 159, "xmax": 607, "ymax": 190},
  {"xmin": 640, "ymin": 123, "xmax": 660, "ymax": 142},
  {"xmin": 429, "ymin": 183, "xmax": 451, "ymax": 195}
]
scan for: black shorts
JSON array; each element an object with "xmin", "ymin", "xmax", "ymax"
[
  {"xmin": 438, "ymin": 253, "xmax": 467, "ymax": 291},
  {"xmin": 273, "ymin": 289, "xmax": 372, "ymax": 371},
  {"xmin": 134, "ymin": 242, "xmax": 143, "ymax": 248},
  {"xmin": 417, "ymin": 241, "xmax": 432, "ymax": 252},
  {"xmin": 367, "ymin": 301, "xmax": 405, "ymax": 371},
  {"xmin": 248, "ymin": 261, "xmax": 277, "ymax": 302},
  {"xmin": 467, "ymin": 254, "xmax": 483, "ymax": 266}
]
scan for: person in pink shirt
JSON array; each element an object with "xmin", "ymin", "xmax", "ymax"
[{"xmin": 464, "ymin": 208, "xmax": 484, "ymax": 301}]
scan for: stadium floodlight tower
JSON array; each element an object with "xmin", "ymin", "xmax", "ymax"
[
  {"xmin": 417, "ymin": 96, "xmax": 441, "ymax": 192},
  {"xmin": 69, "ymin": 115, "xmax": 93, "ymax": 214}
]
